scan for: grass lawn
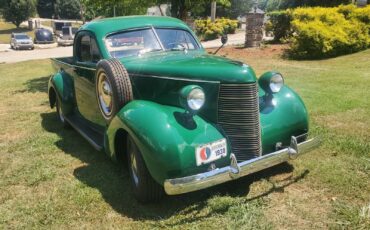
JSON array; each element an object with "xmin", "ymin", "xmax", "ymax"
[
  {"xmin": 0, "ymin": 21, "xmax": 34, "ymax": 44},
  {"xmin": 0, "ymin": 47, "xmax": 369, "ymax": 229}
]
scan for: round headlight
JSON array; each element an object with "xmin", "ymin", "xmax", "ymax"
[
  {"xmin": 179, "ymin": 85, "xmax": 205, "ymax": 113},
  {"xmin": 187, "ymin": 88, "xmax": 205, "ymax": 111},
  {"xmin": 269, "ymin": 74, "xmax": 284, "ymax": 93}
]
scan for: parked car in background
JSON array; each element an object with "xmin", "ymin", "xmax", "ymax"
[
  {"xmin": 48, "ymin": 16, "xmax": 320, "ymax": 203},
  {"xmin": 57, "ymin": 26, "xmax": 78, "ymax": 46},
  {"xmin": 52, "ymin": 20, "xmax": 72, "ymax": 37},
  {"xmin": 34, "ymin": 28, "xmax": 54, "ymax": 44},
  {"xmin": 10, "ymin": 33, "xmax": 34, "ymax": 50}
]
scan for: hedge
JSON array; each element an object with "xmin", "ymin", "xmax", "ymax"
[
  {"xmin": 194, "ymin": 18, "xmax": 238, "ymax": 41},
  {"xmin": 267, "ymin": 5, "xmax": 370, "ymax": 59},
  {"xmin": 266, "ymin": 10, "xmax": 292, "ymax": 42}
]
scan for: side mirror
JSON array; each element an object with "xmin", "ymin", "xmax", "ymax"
[
  {"xmin": 214, "ymin": 33, "xmax": 228, "ymax": 55},
  {"xmin": 221, "ymin": 34, "xmax": 228, "ymax": 45}
]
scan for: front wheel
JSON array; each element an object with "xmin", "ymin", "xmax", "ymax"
[{"xmin": 127, "ymin": 136, "xmax": 164, "ymax": 203}]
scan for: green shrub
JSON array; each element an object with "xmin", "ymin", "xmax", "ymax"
[
  {"xmin": 287, "ymin": 5, "xmax": 370, "ymax": 59},
  {"xmin": 267, "ymin": 10, "xmax": 292, "ymax": 42},
  {"xmin": 194, "ymin": 18, "xmax": 238, "ymax": 41},
  {"xmin": 346, "ymin": 5, "xmax": 370, "ymax": 35}
]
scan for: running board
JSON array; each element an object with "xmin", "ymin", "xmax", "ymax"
[{"xmin": 64, "ymin": 115, "xmax": 104, "ymax": 151}]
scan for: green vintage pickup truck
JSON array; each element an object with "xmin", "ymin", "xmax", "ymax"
[{"xmin": 48, "ymin": 16, "xmax": 320, "ymax": 202}]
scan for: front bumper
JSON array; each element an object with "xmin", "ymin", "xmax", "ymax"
[
  {"xmin": 164, "ymin": 135, "xmax": 320, "ymax": 195},
  {"xmin": 57, "ymin": 39, "xmax": 73, "ymax": 46},
  {"xmin": 15, "ymin": 44, "xmax": 34, "ymax": 49}
]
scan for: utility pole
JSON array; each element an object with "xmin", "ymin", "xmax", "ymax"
[{"xmin": 211, "ymin": 1, "xmax": 216, "ymax": 22}]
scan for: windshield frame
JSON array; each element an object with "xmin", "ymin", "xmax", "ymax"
[{"xmin": 103, "ymin": 26, "xmax": 202, "ymax": 59}]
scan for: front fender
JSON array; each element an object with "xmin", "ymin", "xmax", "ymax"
[
  {"xmin": 259, "ymin": 85, "xmax": 309, "ymax": 153},
  {"xmin": 106, "ymin": 100, "xmax": 230, "ymax": 185}
]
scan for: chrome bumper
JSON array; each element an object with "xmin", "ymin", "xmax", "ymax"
[
  {"xmin": 164, "ymin": 136, "xmax": 321, "ymax": 195},
  {"xmin": 57, "ymin": 40, "xmax": 73, "ymax": 46}
]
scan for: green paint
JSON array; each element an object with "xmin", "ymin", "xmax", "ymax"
[
  {"xmin": 106, "ymin": 100, "xmax": 231, "ymax": 183},
  {"xmin": 49, "ymin": 16, "xmax": 310, "ymax": 185}
]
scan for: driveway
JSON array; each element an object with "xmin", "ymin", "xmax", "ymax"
[
  {"xmin": 202, "ymin": 32, "xmax": 245, "ymax": 48},
  {"xmin": 0, "ymin": 32, "xmax": 248, "ymax": 64},
  {"xmin": 0, "ymin": 46, "xmax": 72, "ymax": 64}
]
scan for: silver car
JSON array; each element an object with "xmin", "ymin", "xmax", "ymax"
[
  {"xmin": 57, "ymin": 26, "xmax": 78, "ymax": 46},
  {"xmin": 10, "ymin": 33, "xmax": 34, "ymax": 50}
]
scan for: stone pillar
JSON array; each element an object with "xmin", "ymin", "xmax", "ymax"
[{"xmin": 245, "ymin": 7, "xmax": 265, "ymax": 48}]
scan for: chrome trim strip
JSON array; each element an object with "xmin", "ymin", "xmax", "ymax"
[
  {"xmin": 129, "ymin": 73, "xmax": 220, "ymax": 83},
  {"xmin": 164, "ymin": 136, "xmax": 321, "ymax": 195},
  {"xmin": 52, "ymin": 58, "xmax": 96, "ymax": 71},
  {"xmin": 52, "ymin": 58, "xmax": 219, "ymax": 83}
]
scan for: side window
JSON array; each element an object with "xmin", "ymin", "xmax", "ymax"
[
  {"xmin": 78, "ymin": 34, "xmax": 101, "ymax": 63},
  {"xmin": 91, "ymin": 38, "xmax": 101, "ymax": 62},
  {"xmin": 79, "ymin": 35, "xmax": 91, "ymax": 62}
]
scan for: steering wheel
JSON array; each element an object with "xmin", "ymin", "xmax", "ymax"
[{"xmin": 167, "ymin": 42, "xmax": 187, "ymax": 50}]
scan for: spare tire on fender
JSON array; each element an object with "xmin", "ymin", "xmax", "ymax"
[{"xmin": 96, "ymin": 59, "xmax": 133, "ymax": 123}]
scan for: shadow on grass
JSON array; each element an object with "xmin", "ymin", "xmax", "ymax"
[
  {"xmin": 13, "ymin": 76, "xmax": 50, "ymax": 94},
  {"xmin": 25, "ymin": 76, "xmax": 50, "ymax": 93},
  {"xmin": 40, "ymin": 111, "xmax": 308, "ymax": 223}
]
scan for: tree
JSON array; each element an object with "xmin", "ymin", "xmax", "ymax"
[
  {"xmin": 78, "ymin": 0, "xmax": 231, "ymax": 20},
  {"xmin": 168, "ymin": 0, "xmax": 230, "ymax": 19},
  {"xmin": 37, "ymin": 0, "xmax": 54, "ymax": 18},
  {"xmin": 265, "ymin": 0, "xmax": 353, "ymax": 11},
  {"xmin": 55, "ymin": 0, "xmax": 81, "ymax": 19},
  {"xmin": 217, "ymin": 0, "xmax": 253, "ymax": 18},
  {"xmin": 0, "ymin": 0, "xmax": 6, "ymax": 14},
  {"xmin": 3, "ymin": 0, "xmax": 36, "ymax": 28}
]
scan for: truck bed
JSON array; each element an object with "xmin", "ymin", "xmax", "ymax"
[{"xmin": 51, "ymin": 57, "xmax": 74, "ymax": 72}]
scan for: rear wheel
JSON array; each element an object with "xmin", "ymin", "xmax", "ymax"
[
  {"xmin": 56, "ymin": 97, "xmax": 71, "ymax": 129},
  {"xmin": 127, "ymin": 136, "xmax": 164, "ymax": 203}
]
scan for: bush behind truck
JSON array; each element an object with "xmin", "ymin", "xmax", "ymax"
[{"xmin": 267, "ymin": 4, "xmax": 370, "ymax": 59}]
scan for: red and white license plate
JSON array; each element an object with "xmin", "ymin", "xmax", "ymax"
[{"xmin": 195, "ymin": 138, "xmax": 227, "ymax": 166}]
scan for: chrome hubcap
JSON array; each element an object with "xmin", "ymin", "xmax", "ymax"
[
  {"xmin": 97, "ymin": 73, "xmax": 113, "ymax": 117},
  {"xmin": 57, "ymin": 101, "xmax": 65, "ymax": 123},
  {"xmin": 130, "ymin": 148, "xmax": 139, "ymax": 186}
]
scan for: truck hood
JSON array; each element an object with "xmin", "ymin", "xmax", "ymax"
[{"xmin": 120, "ymin": 50, "xmax": 257, "ymax": 83}]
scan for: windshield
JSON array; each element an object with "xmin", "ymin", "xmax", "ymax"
[
  {"xmin": 15, "ymin": 35, "xmax": 30, "ymax": 40},
  {"xmin": 155, "ymin": 28, "xmax": 199, "ymax": 50},
  {"xmin": 62, "ymin": 27, "xmax": 70, "ymax": 35},
  {"xmin": 105, "ymin": 28, "xmax": 200, "ymax": 58}
]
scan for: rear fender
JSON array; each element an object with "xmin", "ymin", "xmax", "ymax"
[
  {"xmin": 48, "ymin": 71, "xmax": 75, "ymax": 115},
  {"xmin": 106, "ymin": 100, "xmax": 229, "ymax": 185}
]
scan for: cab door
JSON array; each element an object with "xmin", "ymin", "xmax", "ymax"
[{"xmin": 73, "ymin": 32, "xmax": 105, "ymax": 127}]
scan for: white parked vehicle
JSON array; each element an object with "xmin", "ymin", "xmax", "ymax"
[
  {"xmin": 10, "ymin": 33, "xmax": 34, "ymax": 50},
  {"xmin": 57, "ymin": 26, "xmax": 78, "ymax": 46}
]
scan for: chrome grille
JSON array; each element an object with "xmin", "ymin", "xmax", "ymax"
[{"xmin": 218, "ymin": 83, "xmax": 261, "ymax": 162}]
